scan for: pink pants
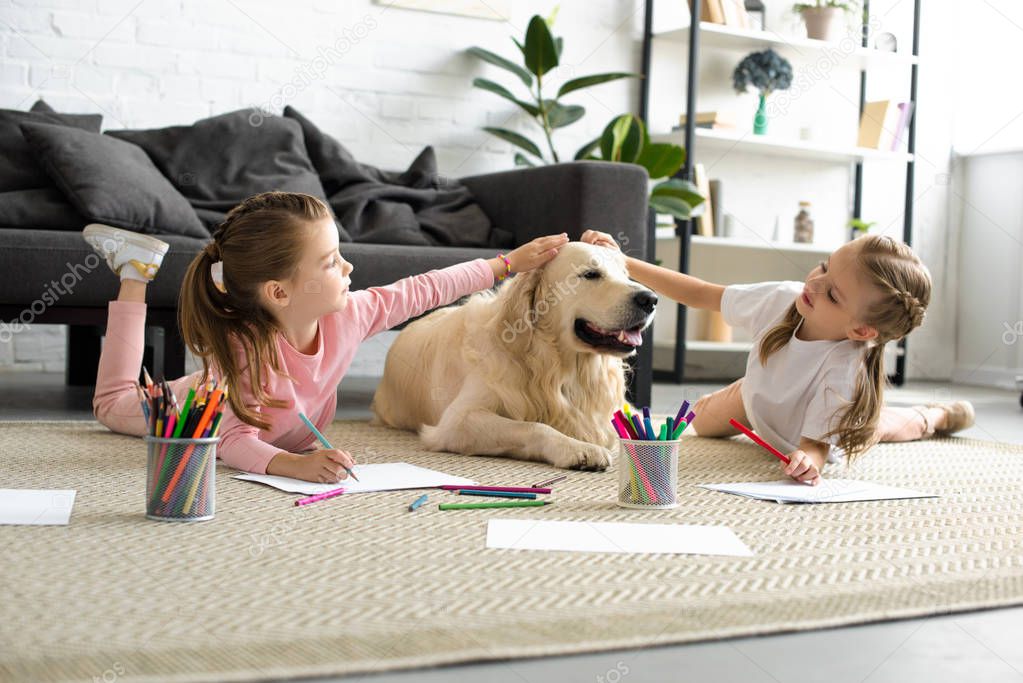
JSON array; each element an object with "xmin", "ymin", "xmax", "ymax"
[{"xmin": 93, "ymin": 301, "xmax": 201, "ymax": 436}]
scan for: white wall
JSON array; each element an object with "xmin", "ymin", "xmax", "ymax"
[
  {"xmin": 647, "ymin": 0, "xmax": 958, "ymax": 382},
  {"xmin": 0, "ymin": 0, "xmax": 643, "ymax": 373}
]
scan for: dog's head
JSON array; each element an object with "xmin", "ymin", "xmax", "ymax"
[{"xmin": 497, "ymin": 241, "xmax": 656, "ymax": 357}]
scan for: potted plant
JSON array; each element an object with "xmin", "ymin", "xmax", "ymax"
[
  {"xmin": 732, "ymin": 49, "xmax": 793, "ymax": 135},
  {"xmin": 793, "ymin": 1, "xmax": 858, "ymax": 42},
  {"xmin": 468, "ymin": 14, "xmax": 705, "ymax": 222},
  {"xmin": 848, "ymin": 217, "xmax": 876, "ymax": 240},
  {"xmin": 577, "ymin": 114, "xmax": 706, "ymax": 223},
  {"xmin": 467, "ymin": 13, "xmax": 637, "ymax": 166}
]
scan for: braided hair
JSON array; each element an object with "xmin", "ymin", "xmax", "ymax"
[{"xmin": 758, "ymin": 234, "xmax": 932, "ymax": 461}]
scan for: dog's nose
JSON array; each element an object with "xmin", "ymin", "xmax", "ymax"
[{"xmin": 633, "ymin": 290, "xmax": 658, "ymax": 313}]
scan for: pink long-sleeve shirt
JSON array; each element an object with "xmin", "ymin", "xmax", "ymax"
[{"xmin": 217, "ymin": 259, "xmax": 495, "ymax": 473}]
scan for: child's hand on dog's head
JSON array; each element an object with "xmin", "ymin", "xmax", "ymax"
[
  {"xmin": 580, "ymin": 229, "xmax": 621, "ymax": 252},
  {"xmin": 505, "ymin": 233, "xmax": 570, "ymax": 273}
]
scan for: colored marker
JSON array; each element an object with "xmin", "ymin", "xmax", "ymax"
[
  {"xmin": 673, "ymin": 400, "xmax": 690, "ymax": 429},
  {"xmin": 728, "ymin": 418, "xmax": 791, "ymax": 464},
  {"xmin": 295, "ymin": 487, "xmax": 346, "ymax": 506},
  {"xmin": 642, "ymin": 407, "xmax": 655, "ymax": 442},
  {"xmin": 630, "ymin": 414, "xmax": 647, "ymax": 440},
  {"xmin": 408, "ymin": 494, "xmax": 428, "ymax": 511},
  {"xmin": 298, "ymin": 411, "xmax": 359, "ymax": 482},
  {"xmin": 458, "ymin": 489, "xmax": 537, "ymax": 499},
  {"xmin": 438, "ymin": 500, "xmax": 553, "ymax": 510}
]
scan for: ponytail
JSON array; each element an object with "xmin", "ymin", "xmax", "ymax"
[{"xmin": 177, "ymin": 192, "xmax": 334, "ymax": 431}]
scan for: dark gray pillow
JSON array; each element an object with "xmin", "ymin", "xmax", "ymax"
[
  {"xmin": 30, "ymin": 99, "xmax": 57, "ymax": 113},
  {"xmin": 106, "ymin": 109, "xmax": 328, "ymax": 217},
  {"xmin": 20, "ymin": 121, "xmax": 207, "ymax": 238},
  {"xmin": 0, "ymin": 106, "xmax": 102, "ymax": 193}
]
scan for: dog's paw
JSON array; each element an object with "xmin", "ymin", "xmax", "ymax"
[{"xmin": 557, "ymin": 443, "xmax": 613, "ymax": 472}]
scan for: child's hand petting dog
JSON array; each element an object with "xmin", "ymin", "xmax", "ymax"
[
  {"xmin": 580, "ymin": 229, "xmax": 622, "ymax": 252},
  {"xmin": 506, "ymin": 233, "xmax": 570, "ymax": 273}
]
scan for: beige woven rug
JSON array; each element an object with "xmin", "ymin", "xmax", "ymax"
[{"xmin": 2, "ymin": 420, "xmax": 1022, "ymax": 682}]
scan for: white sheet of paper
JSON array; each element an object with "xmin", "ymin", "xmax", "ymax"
[
  {"xmin": 698, "ymin": 479, "xmax": 937, "ymax": 504},
  {"xmin": 0, "ymin": 489, "xmax": 77, "ymax": 525},
  {"xmin": 234, "ymin": 462, "xmax": 476, "ymax": 495},
  {"xmin": 485, "ymin": 519, "xmax": 753, "ymax": 557}
]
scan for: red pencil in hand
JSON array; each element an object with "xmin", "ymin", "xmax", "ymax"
[{"xmin": 728, "ymin": 418, "xmax": 791, "ymax": 464}]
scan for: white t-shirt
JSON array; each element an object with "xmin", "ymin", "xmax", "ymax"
[{"xmin": 720, "ymin": 281, "xmax": 866, "ymax": 459}]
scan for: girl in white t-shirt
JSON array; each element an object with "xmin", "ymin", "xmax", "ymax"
[{"xmin": 581, "ymin": 230, "xmax": 974, "ymax": 485}]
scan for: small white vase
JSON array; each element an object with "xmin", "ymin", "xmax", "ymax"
[{"xmin": 801, "ymin": 6, "xmax": 845, "ymax": 42}]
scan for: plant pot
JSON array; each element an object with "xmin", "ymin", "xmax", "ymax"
[
  {"xmin": 801, "ymin": 6, "xmax": 845, "ymax": 42},
  {"xmin": 753, "ymin": 93, "xmax": 768, "ymax": 135}
]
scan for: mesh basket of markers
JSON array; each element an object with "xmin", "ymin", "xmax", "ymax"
[
  {"xmin": 611, "ymin": 401, "xmax": 696, "ymax": 510},
  {"xmin": 137, "ymin": 370, "xmax": 227, "ymax": 522}
]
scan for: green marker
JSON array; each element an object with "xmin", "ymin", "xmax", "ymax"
[
  {"xmin": 438, "ymin": 500, "xmax": 553, "ymax": 510},
  {"xmin": 171, "ymin": 387, "xmax": 196, "ymax": 438}
]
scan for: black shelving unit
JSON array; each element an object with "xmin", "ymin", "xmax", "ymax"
[{"xmin": 639, "ymin": 0, "xmax": 921, "ymax": 386}]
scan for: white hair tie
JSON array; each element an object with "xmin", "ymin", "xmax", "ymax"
[{"xmin": 210, "ymin": 261, "xmax": 227, "ymax": 293}]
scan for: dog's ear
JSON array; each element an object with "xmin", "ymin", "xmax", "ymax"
[{"xmin": 495, "ymin": 268, "xmax": 547, "ymax": 352}]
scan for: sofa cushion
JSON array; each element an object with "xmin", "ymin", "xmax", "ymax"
[
  {"xmin": 20, "ymin": 121, "xmax": 208, "ymax": 238},
  {"xmin": 0, "ymin": 104, "xmax": 101, "ymax": 193},
  {"xmin": 107, "ymin": 110, "xmax": 328, "ymax": 230},
  {"xmin": 30, "ymin": 99, "xmax": 57, "ymax": 113},
  {"xmin": 0, "ymin": 187, "xmax": 87, "ymax": 232}
]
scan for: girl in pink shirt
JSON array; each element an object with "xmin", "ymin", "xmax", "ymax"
[{"xmin": 85, "ymin": 191, "xmax": 567, "ymax": 483}]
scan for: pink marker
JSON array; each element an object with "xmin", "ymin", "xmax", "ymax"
[{"xmin": 295, "ymin": 487, "xmax": 346, "ymax": 506}]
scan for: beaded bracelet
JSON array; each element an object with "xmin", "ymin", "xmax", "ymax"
[{"xmin": 496, "ymin": 253, "xmax": 512, "ymax": 281}]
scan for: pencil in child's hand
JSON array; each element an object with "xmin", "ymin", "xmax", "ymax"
[
  {"xmin": 297, "ymin": 412, "xmax": 359, "ymax": 482},
  {"xmin": 728, "ymin": 418, "xmax": 791, "ymax": 464}
]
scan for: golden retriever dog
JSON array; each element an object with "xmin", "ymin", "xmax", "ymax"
[{"xmin": 371, "ymin": 242, "xmax": 657, "ymax": 470}]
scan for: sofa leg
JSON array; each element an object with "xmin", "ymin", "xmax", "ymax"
[
  {"xmin": 626, "ymin": 325, "xmax": 654, "ymax": 407},
  {"xmin": 162, "ymin": 323, "xmax": 186, "ymax": 380},
  {"xmin": 66, "ymin": 325, "xmax": 101, "ymax": 386}
]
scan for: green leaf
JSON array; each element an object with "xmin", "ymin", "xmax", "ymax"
[
  {"xmin": 556, "ymin": 72, "xmax": 637, "ymax": 98},
  {"xmin": 467, "ymin": 46, "xmax": 532, "ymax": 87},
  {"xmin": 652, "ymin": 178, "xmax": 706, "ymax": 216},
  {"xmin": 555, "ymin": 37, "xmax": 564, "ymax": 58},
  {"xmin": 483, "ymin": 126, "xmax": 543, "ymax": 158},
  {"xmin": 600, "ymin": 114, "xmax": 642, "ymax": 163},
  {"xmin": 514, "ymin": 152, "xmax": 537, "ymax": 167},
  {"xmin": 472, "ymin": 78, "xmax": 540, "ymax": 116},
  {"xmin": 574, "ymin": 137, "xmax": 601, "ymax": 160},
  {"xmin": 523, "ymin": 15, "xmax": 559, "ymax": 77},
  {"xmin": 546, "ymin": 5, "xmax": 560, "ymax": 26},
  {"xmin": 635, "ymin": 142, "xmax": 685, "ymax": 180},
  {"xmin": 648, "ymin": 195, "xmax": 693, "ymax": 220},
  {"xmin": 545, "ymin": 100, "xmax": 584, "ymax": 128},
  {"xmin": 512, "ymin": 36, "xmax": 526, "ymax": 57}
]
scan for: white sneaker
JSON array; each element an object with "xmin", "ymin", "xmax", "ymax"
[{"xmin": 83, "ymin": 224, "xmax": 169, "ymax": 282}]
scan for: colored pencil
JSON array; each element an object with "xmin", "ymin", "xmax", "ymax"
[
  {"xmin": 728, "ymin": 418, "xmax": 791, "ymax": 464},
  {"xmin": 408, "ymin": 494, "xmax": 428, "ymax": 511},
  {"xmin": 297, "ymin": 411, "xmax": 359, "ymax": 482},
  {"xmin": 438, "ymin": 500, "xmax": 553, "ymax": 510},
  {"xmin": 160, "ymin": 387, "xmax": 223, "ymax": 503},
  {"xmin": 457, "ymin": 489, "xmax": 537, "ymax": 499},
  {"xmin": 531, "ymin": 474, "xmax": 567, "ymax": 488},
  {"xmin": 438, "ymin": 484, "xmax": 550, "ymax": 494},
  {"xmin": 172, "ymin": 386, "xmax": 196, "ymax": 437},
  {"xmin": 295, "ymin": 487, "xmax": 346, "ymax": 506}
]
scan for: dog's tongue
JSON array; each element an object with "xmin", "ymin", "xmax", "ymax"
[{"xmin": 618, "ymin": 328, "xmax": 644, "ymax": 347}]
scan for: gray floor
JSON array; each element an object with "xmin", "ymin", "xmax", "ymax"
[{"xmin": 2, "ymin": 373, "xmax": 1021, "ymax": 683}]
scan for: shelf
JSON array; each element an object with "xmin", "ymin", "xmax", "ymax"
[
  {"xmin": 685, "ymin": 340, "xmax": 753, "ymax": 353},
  {"xmin": 653, "ymin": 21, "xmax": 918, "ymax": 70},
  {"xmin": 651, "ymin": 128, "xmax": 913, "ymax": 164},
  {"xmin": 655, "ymin": 230, "xmax": 838, "ymax": 255}
]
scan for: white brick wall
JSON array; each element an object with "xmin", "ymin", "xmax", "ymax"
[{"xmin": 0, "ymin": 0, "xmax": 643, "ymax": 373}]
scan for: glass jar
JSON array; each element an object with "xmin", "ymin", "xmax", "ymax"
[{"xmin": 794, "ymin": 201, "xmax": 814, "ymax": 243}]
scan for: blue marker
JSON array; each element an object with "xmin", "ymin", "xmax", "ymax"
[
  {"xmin": 642, "ymin": 407, "xmax": 655, "ymax": 442},
  {"xmin": 298, "ymin": 411, "xmax": 359, "ymax": 482},
  {"xmin": 408, "ymin": 494, "xmax": 428, "ymax": 512}
]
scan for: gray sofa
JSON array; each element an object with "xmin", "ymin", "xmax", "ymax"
[{"xmin": 0, "ymin": 161, "xmax": 654, "ymax": 406}]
